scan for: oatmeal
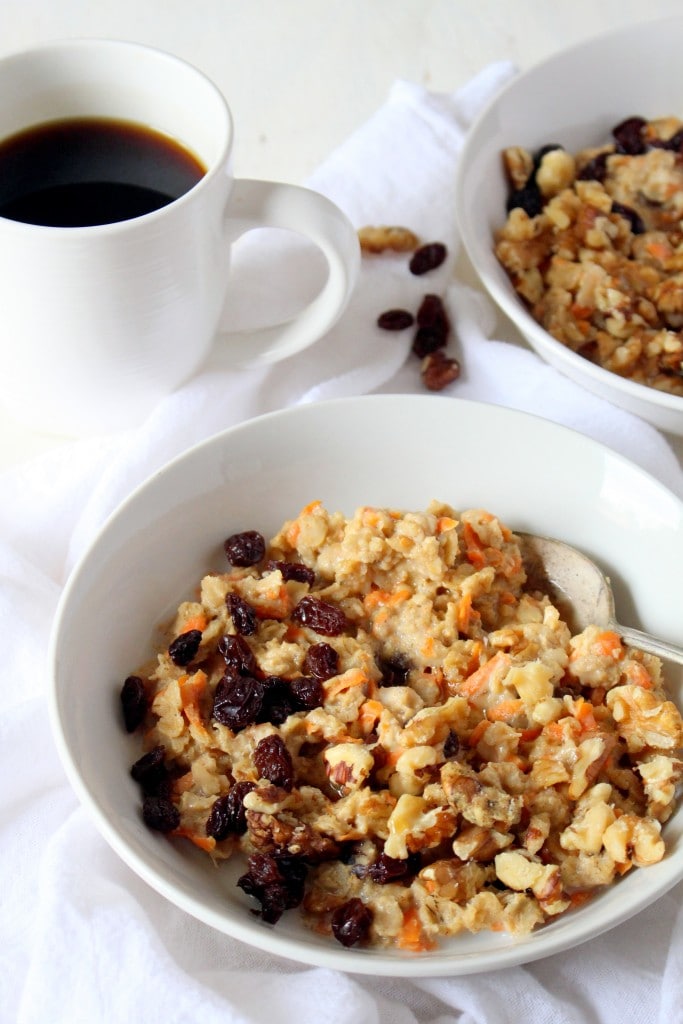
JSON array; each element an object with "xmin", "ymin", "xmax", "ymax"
[
  {"xmin": 121, "ymin": 501, "xmax": 683, "ymax": 950},
  {"xmin": 494, "ymin": 116, "xmax": 683, "ymax": 396}
]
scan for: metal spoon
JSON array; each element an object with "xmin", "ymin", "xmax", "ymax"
[{"xmin": 518, "ymin": 532, "xmax": 683, "ymax": 666}]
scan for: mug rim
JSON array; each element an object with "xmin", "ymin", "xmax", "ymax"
[{"xmin": 0, "ymin": 37, "xmax": 233, "ymax": 236}]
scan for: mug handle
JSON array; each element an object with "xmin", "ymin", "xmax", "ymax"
[{"xmin": 218, "ymin": 179, "xmax": 360, "ymax": 367}]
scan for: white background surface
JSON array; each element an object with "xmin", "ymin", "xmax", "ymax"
[{"xmin": 0, "ymin": 0, "xmax": 682, "ymax": 469}]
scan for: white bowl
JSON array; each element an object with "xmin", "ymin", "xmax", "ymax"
[
  {"xmin": 455, "ymin": 15, "xmax": 683, "ymax": 436},
  {"xmin": 48, "ymin": 395, "xmax": 683, "ymax": 976}
]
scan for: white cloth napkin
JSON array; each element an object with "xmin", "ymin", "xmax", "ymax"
[{"xmin": 1, "ymin": 63, "xmax": 682, "ymax": 1024}]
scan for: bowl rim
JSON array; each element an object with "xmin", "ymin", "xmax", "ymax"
[{"xmin": 454, "ymin": 14, "xmax": 683, "ymax": 417}]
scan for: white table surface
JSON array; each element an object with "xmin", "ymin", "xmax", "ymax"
[{"xmin": 1, "ymin": 0, "xmax": 682, "ymax": 469}]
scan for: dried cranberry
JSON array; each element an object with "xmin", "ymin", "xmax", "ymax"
[
  {"xmin": 292, "ymin": 596, "xmax": 349, "ymax": 636},
  {"xmin": 120, "ymin": 675, "xmax": 147, "ymax": 732},
  {"xmin": 303, "ymin": 642, "xmax": 339, "ymax": 680},
  {"xmin": 206, "ymin": 781, "xmax": 256, "ymax": 839},
  {"xmin": 443, "ymin": 730, "xmax": 461, "ymax": 759},
  {"xmin": 377, "ymin": 653, "xmax": 411, "ymax": 687},
  {"xmin": 409, "ymin": 242, "xmax": 447, "ymax": 276},
  {"xmin": 253, "ymin": 734, "xmax": 294, "ymax": 790},
  {"xmin": 366, "ymin": 852, "xmax": 410, "ymax": 884},
  {"xmin": 611, "ymin": 200, "xmax": 645, "ymax": 235},
  {"xmin": 576, "ymin": 151, "xmax": 609, "ymax": 183},
  {"xmin": 142, "ymin": 794, "xmax": 180, "ymax": 833},
  {"xmin": 218, "ymin": 633, "xmax": 259, "ymax": 677},
  {"xmin": 212, "ymin": 673, "xmax": 264, "ymax": 730},
  {"xmin": 259, "ymin": 676, "xmax": 298, "ymax": 725},
  {"xmin": 330, "ymin": 898, "xmax": 373, "ymax": 947},
  {"xmin": 264, "ymin": 559, "xmax": 315, "ymax": 585},
  {"xmin": 506, "ymin": 181, "xmax": 543, "ymax": 217},
  {"xmin": 613, "ymin": 116, "xmax": 647, "ymax": 155},
  {"xmin": 224, "ymin": 530, "xmax": 265, "ymax": 567},
  {"xmin": 237, "ymin": 853, "xmax": 307, "ymax": 924},
  {"xmin": 377, "ymin": 309, "xmax": 415, "ymax": 331},
  {"xmin": 290, "ymin": 675, "xmax": 324, "ymax": 710},
  {"xmin": 168, "ymin": 628, "xmax": 202, "ymax": 666},
  {"xmin": 227, "ymin": 593, "xmax": 258, "ymax": 636},
  {"xmin": 130, "ymin": 745, "xmax": 170, "ymax": 796}
]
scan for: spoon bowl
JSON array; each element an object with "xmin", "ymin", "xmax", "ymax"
[{"xmin": 518, "ymin": 533, "xmax": 683, "ymax": 666}]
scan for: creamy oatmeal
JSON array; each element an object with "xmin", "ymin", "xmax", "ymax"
[
  {"xmin": 121, "ymin": 501, "xmax": 683, "ymax": 950},
  {"xmin": 495, "ymin": 116, "xmax": 683, "ymax": 396}
]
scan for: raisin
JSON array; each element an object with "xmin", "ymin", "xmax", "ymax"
[
  {"xmin": 120, "ymin": 674, "xmax": 147, "ymax": 732},
  {"xmin": 292, "ymin": 596, "xmax": 349, "ymax": 636},
  {"xmin": 611, "ymin": 200, "xmax": 645, "ymax": 235},
  {"xmin": 613, "ymin": 116, "xmax": 647, "ymax": 155},
  {"xmin": 218, "ymin": 633, "xmax": 259, "ymax": 677},
  {"xmin": 330, "ymin": 898, "xmax": 373, "ymax": 947},
  {"xmin": 142, "ymin": 794, "xmax": 180, "ymax": 833},
  {"xmin": 259, "ymin": 676, "xmax": 298, "ymax": 724},
  {"xmin": 130, "ymin": 745, "xmax": 170, "ymax": 796},
  {"xmin": 443, "ymin": 730, "xmax": 461, "ymax": 759},
  {"xmin": 409, "ymin": 241, "xmax": 447, "ymax": 276},
  {"xmin": 264, "ymin": 559, "xmax": 315, "ymax": 585},
  {"xmin": 366, "ymin": 852, "xmax": 410, "ymax": 884},
  {"xmin": 212, "ymin": 673, "xmax": 264, "ymax": 730},
  {"xmin": 253, "ymin": 734, "xmax": 294, "ymax": 791},
  {"xmin": 377, "ymin": 653, "xmax": 411, "ymax": 687},
  {"xmin": 412, "ymin": 293, "xmax": 450, "ymax": 357},
  {"xmin": 664, "ymin": 128, "xmax": 683, "ymax": 153},
  {"xmin": 226, "ymin": 593, "xmax": 258, "ymax": 636},
  {"xmin": 237, "ymin": 853, "xmax": 307, "ymax": 924},
  {"xmin": 206, "ymin": 781, "xmax": 256, "ymax": 839},
  {"xmin": 290, "ymin": 675, "xmax": 324, "ymax": 710},
  {"xmin": 421, "ymin": 350, "xmax": 460, "ymax": 391},
  {"xmin": 303, "ymin": 642, "xmax": 339, "ymax": 680},
  {"xmin": 168, "ymin": 628, "xmax": 202, "ymax": 666},
  {"xmin": 224, "ymin": 530, "xmax": 265, "ymax": 567},
  {"xmin": 576, "ymin": 151, "xmax": 609, "ymax": 183},
  {"xmin": 505, "ymin": 181, "xmax": 543, "ymax": 217},
  {"xmin": 377, "ymin": 309, "xmax": 415, "ymax": 331}
]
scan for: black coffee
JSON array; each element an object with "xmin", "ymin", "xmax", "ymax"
[{"xmin": 0, "ymin": 117, "xmax": 206, "ymax": 227}]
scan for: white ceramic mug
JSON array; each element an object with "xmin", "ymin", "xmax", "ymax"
[{"xmin": 0, "ymin": 39, "xmax": 360, "ymax": 436}]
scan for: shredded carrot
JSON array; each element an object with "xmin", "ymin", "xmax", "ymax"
[
  {"xmin": 487, "ymin": 698, "xmax": 524, "ymax": 722},
  {"xmin": 458, "ymin": 651, "xmax": 511, "ymax": 699},
  {"xmin": 544, "ymin": 720, "xmax": 566, "ymax": 743},
  {"xmin": 594, "ymin": 630, "xmax": 623, "ymax": 660},
  {"xmin": 567, "ymin": 890, "xmax": 594, "ymax": 910},
  {"xmin": 624, "ymin": 661, "xmax": 653, "ymax": 690},
  {"xmin": 254, "ymin": 584, "xmax": 292, "ymax": 620},
  {"xmin": 284, "ymin": 623, "xmax": 305, "ymax": 642},
  {"xmin": 174, "ymin": 770, "xmax": 195, "ymax": 795},
  {"xmin": 300, "ymin": 499, "xmax": 322, "ymax": 516},
  {"xmin": 173, "ymin": 827, "xmax": 216, "ymax": 854},
  {"xmin": 571, "ymin": 697, "xmax": 598, "ymax": 732},
  {"xmin": 468, "ymin": 718, "xmax": 491, "ymax": 748},
  {"xmin": 181, "ymin": 612, "xmax": 207, "ymax": 633},
  {"xmin": 397, "ymin": 906, "xmax": 435, "ymax": 952},
  {"xmin": 324, "ymin": 668, "xmax": 369, "ymax": 699},
  {"xmin": 456, "ymin": 592, "xmax": 473, "ymax": 633},
  {"xmin": 179, "ymin": 670, "xmax": 207, "ymax": 716},
  {"xmin": 435, "ymin": 516, "xmax": 457, "ymax": 534},
  {"xmin": 644, "ymin": 239, "xmax": 672, "ymax": 262},
  {"xmin": 358, "ymin": 699, "xmax": 383, "ymax": 735},
  {"xmin": 519, "ymin": 726, "xmax": 542, "ymax": 743},
  {"xmin": 421, "ymin": 636, "xmax": 436, "ymax": 658},
  {"xmin": 462, "ymin": 521, "xmax": 487, "ymax": 569},
  {"xmin": 363, "ymin": 586, "xmax": 412, "ymax": 611}
]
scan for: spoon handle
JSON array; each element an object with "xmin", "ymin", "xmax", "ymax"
[{"xmin": 614, "ymin": 621, "xmax": 683, "ymax": 666}]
